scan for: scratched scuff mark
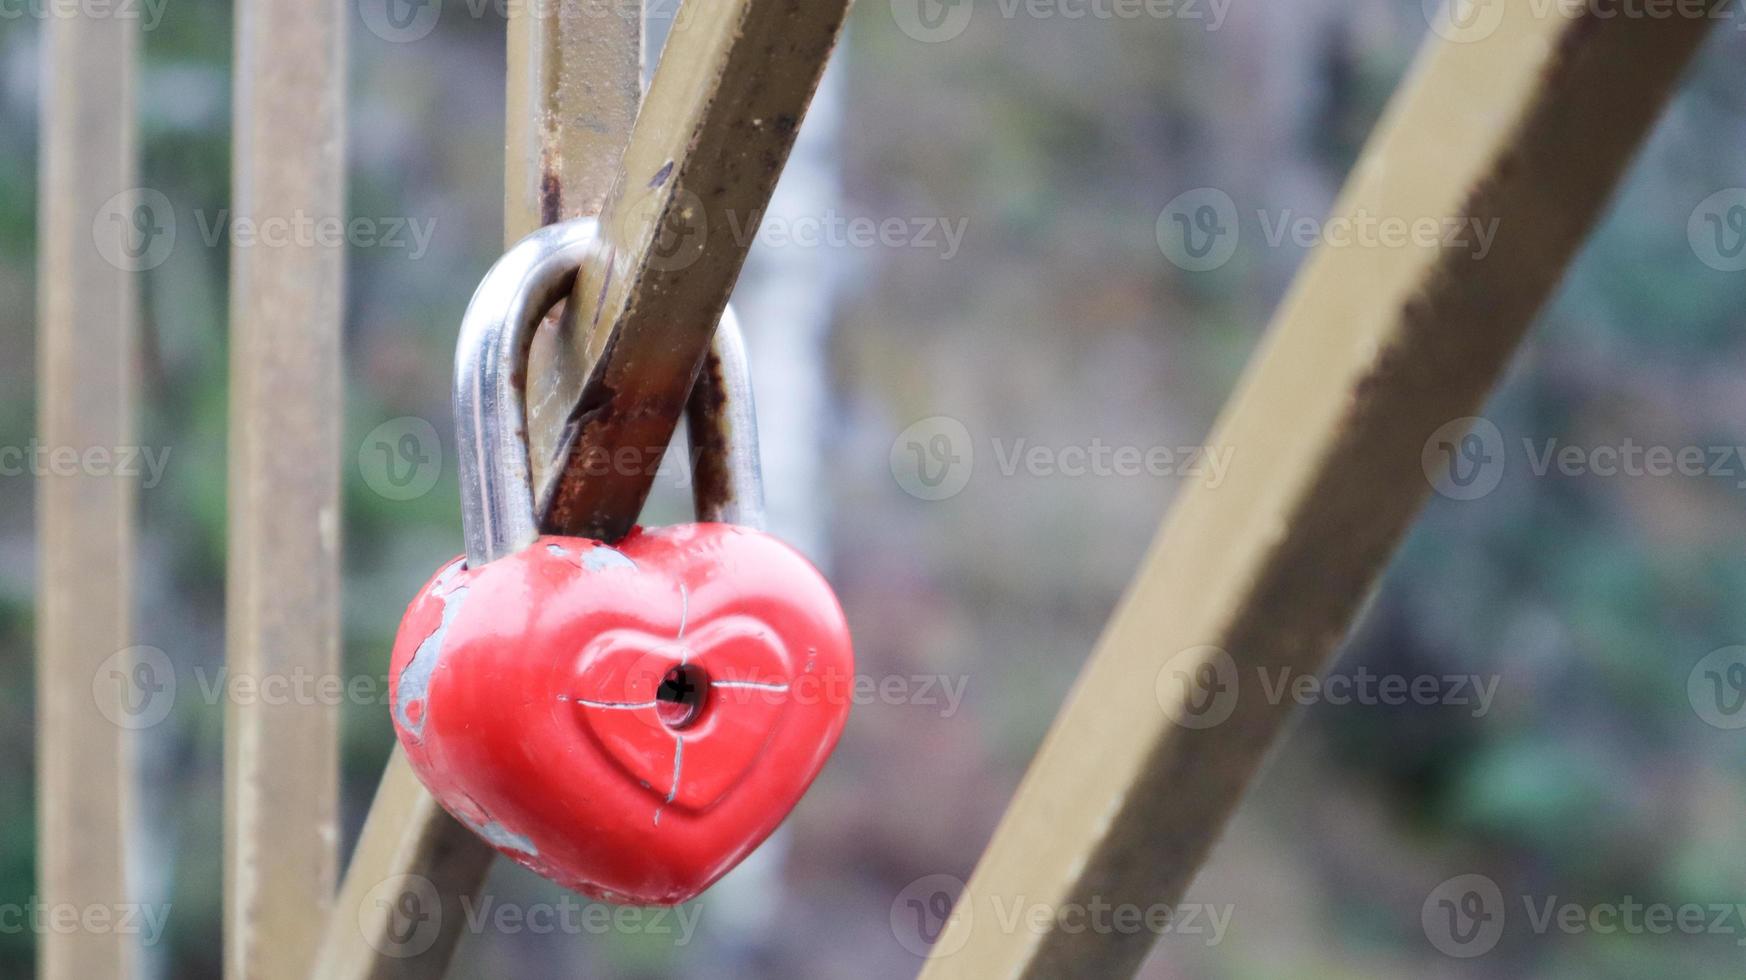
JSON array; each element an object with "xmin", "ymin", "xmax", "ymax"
[
  {"xmin": 394, "ymin": 585, "xmax": 469, "ymax": 739},
  {"xmin": 710, "ymin": 680, "xmax": 789, "ymax": 692},
  {"xmin": 582, "ymin": 546, "xmax": 637, "ymax": 572},
  {"xmin": 566, "ymin": 697, "xmax": 659, "ymax": 710},
  {"xmin": 432, "ymin": 558, "xmax": 466, "ymax": 594},
  {"xmin": 667, "ymin": 735, "xmax": 684, "ymax": 804},
  {"xmin": 531, "ymin": 380, "xmax": 563, "ymax": 422},
  {"xmin": 471, "ymin": 818, "xmax": 539, "ymax": 857},
  {"xmin": 711, "ymin": 678, "xmax": 789, "ymax": 707}
]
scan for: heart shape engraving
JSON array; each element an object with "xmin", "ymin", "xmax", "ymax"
[
  {"xmin": 389, "ymin": 524, "xmax": 854, "ymax": 905},
  {"xmin": 567, "ymin": 618, "xmax": 792, "ymax": 810}
]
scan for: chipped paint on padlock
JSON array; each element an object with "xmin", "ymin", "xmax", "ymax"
[
  {"xmin": 389, "ymin": 560, "xmax": 467, "ymax": 741},
  {"xmin": 390, "ymin": 526, "xmax": 852, "ymax": 902},
  {"xmin": 389, "ymin": 216, "xmax": 854, "ymax": 905}
]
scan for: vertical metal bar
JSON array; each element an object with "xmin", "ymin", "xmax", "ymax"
[
  {"xmin": 505, "ymin": 0, "xmax": 641, "ymax": 235},
  {"xmin": 919, "ymin": 7, "xmax": 1724, "ymax": 978},
  {"xmin": 513, "ymin": 0, "xmax": 644, "ymax": 499},
  {"xmin": 224, "ymin": 0, "xmax": 346, "ymax": 976},
  {"xmin": 310, "ymin": 5, "xmax": 643, "ymax": 977},
  {"xmin": 36, "ymin": 9, "xmax": 138, "ymax": 980}
]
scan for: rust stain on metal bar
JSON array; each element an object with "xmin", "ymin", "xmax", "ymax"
[
  {"xmin": 505, "ymin": 0, "xmax": 642, "ymax": 236},
  {"xmin": 515, "ymin": 0, "xmax": 644, "ymax": 493},
  {"xmin": 921, "ymin": 7, "xmax": 1725, "ymax": 978},
  {"xmin": 685, "ymin": 344, "xmax": 736, "ymax": 520},
  {"xmin": 536, "ymin": 0, "xmax": 853, "ymax": 541}
]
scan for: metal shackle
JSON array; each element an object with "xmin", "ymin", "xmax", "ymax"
[{"xmin": 454, "ymin": 216, "xmax": 764, "ymax": 567}]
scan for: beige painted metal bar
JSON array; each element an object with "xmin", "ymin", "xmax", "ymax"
[
  {"xmin": 514, "ymin": 0, "xmax": 645, "ymax": 485},
  {"xmin": 534, "ymin": 0, "xmax": 854, "ymax": 541},
  {"xmin": 224, "ymin": 0, "xmax": 346, "ymax": 977},
  {"xmin": 505, "ymin": 0, "xmax": 641, "ymax": 234},
  {"xmin": 309, "ymin": 4, "xmax": 646, "ymax": 977},
  {"xmin": 36, "ymin": 10, "xmax": 138, "ymax": 980},
  {"xmin": 308, "ymin": 747, "xmax": 496, "ymax": 978},
  {"xmin": 921, "ymin": 7, "xmax": 1724, "ymax": 978}
]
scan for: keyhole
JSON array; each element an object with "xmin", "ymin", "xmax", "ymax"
[{"xmin": 655, "ymin": 664, "xmax": 707, "ymax": 729}]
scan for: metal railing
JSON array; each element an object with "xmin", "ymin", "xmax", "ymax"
[{"xmin": 33, "ymin": 2, "xmax": 1727, "ymax": 978}]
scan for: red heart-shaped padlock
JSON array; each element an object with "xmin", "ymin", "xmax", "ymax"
[{"xmin": 388, "ymin": 523, "xmax": 853, "ymax": 905}]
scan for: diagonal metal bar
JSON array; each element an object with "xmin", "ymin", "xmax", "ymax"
[
  {"xmin": 308, "ymin": 746, "xmax": 495, "ymax": 979},
  {"xmin": 920, "ymin": 6, "xmax": 1726, "ymax": 978},
  {"xmin": 532, "ymin": 0, "xmax": 854, "ymax": 540},
  {"xmin": 36, "ymin": 9, "xmax": 138, "ymax": 980}
]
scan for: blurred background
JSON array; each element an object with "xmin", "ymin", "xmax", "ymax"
[{"xmin": 6, "ymin": 0, "xmax": 1746, "ymax": 976}]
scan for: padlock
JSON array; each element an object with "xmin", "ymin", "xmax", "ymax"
[{"xmin": 388, "ymin": 217, "xmax": 855, "ymax": 906}]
